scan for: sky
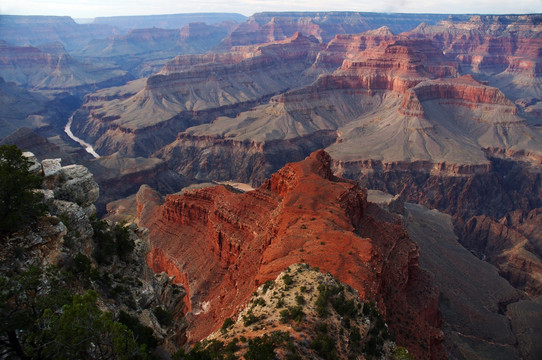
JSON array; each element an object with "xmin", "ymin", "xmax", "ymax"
[{"xmin": 1, "ymin": 0, "xmax": 541, "ymax": 19}]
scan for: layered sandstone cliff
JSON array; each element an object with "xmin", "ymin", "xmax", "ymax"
[
  {"xmin": 138, "ymin": 150, "xmax": 445, "ymax": 359},
  {"xmin": 71, "ymin": 33, "xmax": 324, "ymax": 157},
  {"xmin": 0, "ymin": 42, "xmax": 129, "ymax": 91}
]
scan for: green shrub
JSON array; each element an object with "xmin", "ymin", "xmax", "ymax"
[
  {"xmin": 393, "ymin": 347, "xmax": 415, "ymax": 360},
  {"xmin": 242, "ymin": 311, "xmax": 260, "ymax": 326},
  {"xmin": 245, "ymin": 335, "xmax": 276, "ymax": 360},
  {"xmin": 280, "ymin": 306, "xmax": 304, "ymax": 323},
  {"xmin": 262, "ymin": 280, "xmax": 274, "ymax": 293},
  {"xmin": 282, "ymin": 274, "xmax": 293, "ymax": 286},
  {"xmin": 221, "ymin": 317, "xmax": 235, "ymax": 333},
  {"xmin": 253, "ymin": 297, "xmax": 266, "ymax": 307},
  {"xmin": 0, "ymin": 145, "xmax": 45, "ymax": 237},
  {"xmin": 310, "ymin": 332, "xmax": 338, "ymax": 360}
]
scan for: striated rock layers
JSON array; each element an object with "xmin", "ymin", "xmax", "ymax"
[
  {"xmin": 406, "ymin": 15, "xmax": 542, "ymax": 101},
  {"xmin": 72, "ymin": 15, "xmax": 542, "ymax": 174},
  {"xmin": 216, "ymin": 11, "xmax": 453, "ymax": 50},
  {"xmin": 0, "ymin": 42, "xmax": 129, "ymax": 92},
  {"xmin": 71, "ymin": 32, "xmax": 324, "ymax": 157},
  {"xmin": 138, "ymin": 150, "xmax": 445, "ymax": 359}
]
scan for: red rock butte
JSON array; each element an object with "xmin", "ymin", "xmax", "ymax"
[{"xmin": 138, "ymin": 150, "xmax": 445, "ymax": 359}]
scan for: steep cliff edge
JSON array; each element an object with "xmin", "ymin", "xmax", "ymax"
[
  {"xmin": 0, "ymin": 153, "xmax": 187, "ymax": 356},
  {"xmin": 71, "ymin": 33, "xmax": 324, "ymax": 157},
  {"xmin": 138, "ymin": 150, "xmax": 445, "ymax": 359},
  {"xmin": 407, "ymin": 15, "xmax": 542, "ymax": 101},
  {"xmin": 0, "ymin": 42, "xmax": 129, "ymax": 92}
]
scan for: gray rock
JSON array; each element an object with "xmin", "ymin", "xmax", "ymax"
[
  {"xmin": 55, "ymin": 165, "xmax": 99, "ymax": 207},
  {"xmin": 386, "ymin": 194, "xmax": 405, "ymax": 215},
  {"xmin": 35, "ymin": 189, "xmax": 55, "ymax": 205},
  {"xmin": 41, "ymin": 158, "xmax": 62, "ymax": 177},
  {"xmin": 23, "ymin": 152, "xmax": 41, "ymax": 174},
  {"xmin": 51, "ymin": 199, "xmax": 93, "ymax": 241}
]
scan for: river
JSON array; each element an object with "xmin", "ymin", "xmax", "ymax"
[{"xmin": 64, "ymin": 113, "xmax": 100, "ymax": 159}]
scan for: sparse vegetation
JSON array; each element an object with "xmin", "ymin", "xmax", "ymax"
[
  {"xmin": 221, "ymin": 317, "xmax": 235, "ymax": 333},
  {"xmin": 243, "ymin": 310, "xmax": 261, "ymax": 326},
  {"xmin": 393, "ymin": 346, "xmax": 415, "ymax": 360},
  {"xmin": 262, "ymin": 280, "xmax": 274, "ymax": 293},
  {"xmin": 280, "ymin": 305, "xmax": 304, "ymax": 323},
  {"xmin": 282, "ymin": 274, "xmax": 293, "ymax": 286}
]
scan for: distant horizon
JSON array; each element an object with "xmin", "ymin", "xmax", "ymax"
[{"xmin": 1, "ymin": 0, "xmax": 541, "ymax": 19}]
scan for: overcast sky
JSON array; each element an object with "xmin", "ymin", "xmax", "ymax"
[{"xmin": 2, "ymin": 0, "xmax": 541, "ymax": 19}]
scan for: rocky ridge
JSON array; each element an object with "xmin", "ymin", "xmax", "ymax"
[
  {"xmin": 138, "ymin": 150, "xmax": 445, "ymax": 359},
  {"xmin": 203, "ymin": 263, "xmax": 407, "ymax": 359},
  {"xmin": 216, "ymin": 12, "xmax": 454, "ymax": 50},
  {"xmin": 0, "ymin": 153, "xmax": 188, "ymax": 356}
]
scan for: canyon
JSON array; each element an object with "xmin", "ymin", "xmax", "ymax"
[{"xmin": 1, "ymin": 11, "xmax": 541, "ymax": 360}]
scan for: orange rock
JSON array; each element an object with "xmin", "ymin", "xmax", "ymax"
[{"xmin": 138, "ymin": 150, "xmax": 446, "ymax": 359}]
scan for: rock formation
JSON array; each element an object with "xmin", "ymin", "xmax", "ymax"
[
  {"xmin": 71, "ymin": 32, "xmax": 324, "ymax": 157},
  {"xmin": 204, "ymin": 263, "xmax": 408, "ymax": 359},
  {"xmin": 0, "ymin": 153, "xmax": 188, "ymax": 355},
  {"xmin": 216, "ymin": 12, "xmax": 454, "ymax": 50},
  {"xmin": 0, "ymin": 15, "xmax": 118, "ymax": 52},
  {"xmin": 368, "ymin": 190, "xmax": 542, "ymax": 360},
  {"xmin": 138, "ymin": 150, "xmax": 445, "ymax": 359},
  {"xmin": 0, "ymin": 42, "xmax": 129, "ymax": 91}
]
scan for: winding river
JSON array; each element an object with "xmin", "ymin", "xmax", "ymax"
[{"xmin": 64, "ymin": 113, "xmax": 100, "ymax": 159}]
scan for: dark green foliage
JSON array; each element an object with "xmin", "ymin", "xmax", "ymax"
[
  {"xmin": 245, "ymin": 332, "xmax": 290, "ymax": 360},
  {"xmin": 242, "ymin": 310, "xmax": 260, "ymax": 326},
  {"xmin": 295, "ymin": 294, "xmax": 305, "ymax": 305},
  {"xmin": 72, "ymin": 252, "xmax": 91, "ymax": 276},
  {"xmin": 361, "ymin": 302, "xmax": 389, "ymax": 358},
  {"xmin": 316, "ymin": 284, "xmax": 357, "ymax": 319},
  {"xmin": 280, "ymin": 306, "xmax": 304, "ymax": 323},
  {"xmin": 221, "ymin": 317, "xmax": 235, "ymax": 333},
  {"xmin": 0, "ymin": 144, "xmax": 45, "ymax": 237},
  {"xmin": 349, "ymin": 326, "xmax": 362, "ymax": 348},
  {"xmin": 245, "ymin": 335, "xmax": 276, "ymax": 360},
  {"xmin": 153, "ymin": 306, "xmax": 173, "ymax": 327},
  {"xmin": 316, "ymin": 284, "xmax": 331, "ymax": 317},
  {"xmin": 262, "ymin": 280, "xmax": 274, "ymax": 293},
  {"xmin": 331, "ymin": 293, "xmax": 357, "ymax": 318},
  {"xmin": 310, "ymin": 332, "xmax": 338, "ymax": 360},
  {"xmin": 282, "ymin": 274, "xmax": 293, "ymax": 286},
  {"xmin": 362, "ymin": 301, "xmax": 379, "ymax": 317},
  {"xmin": 114, "ymin": 223, "xmax": 135, "ymax": 259},
  {"xmin": 253, "ymin": 297, "xmax": 266, "ymax": 307},
  {"xmin": 1, "ymin": 270, "xmax": 145, "ymax": 360},
  {"xmin": 70, "ymin": 252, "xmax": 92, "ymax": 286},
  {"xmin": 91, "ymin": 217, "xmax": 135, "ymax": 264},
  {"xmin": 92, "ymin": 217, "xmax": 116, "ymax": 264},
  {"xmin": 118, "ymin": 310, "xmax": 158, "ymax": 350},
  {"xmin": 36, "ymin": 291, "xmax": 146, "ymax": 359},
  {"xmin": 0, "ymin": 266, "xmax": 74, "ymax": 358}
]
